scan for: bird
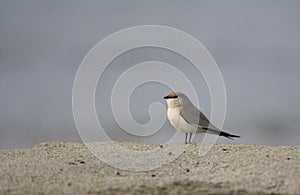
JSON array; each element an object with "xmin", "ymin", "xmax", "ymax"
[{"xmin": 164, "ymin": 92, "xmax": 240, "ymax": 144}]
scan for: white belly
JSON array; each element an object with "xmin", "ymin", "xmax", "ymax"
[{"xmin": 167, "ymin": 108, "xmax": 198, "ymax": 133}]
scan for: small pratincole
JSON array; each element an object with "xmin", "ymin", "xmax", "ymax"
[{"xmin": 164, "ymin": 92, "xmax": 240, "ymax": 144}]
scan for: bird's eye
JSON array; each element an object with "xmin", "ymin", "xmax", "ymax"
[
  {"xmin": 164, "ymin": 95, "xmax": 178, "ymax": 99},
  {"xmin": 168, "ymin": 95, "xmax": 178, "ymax": 99}
]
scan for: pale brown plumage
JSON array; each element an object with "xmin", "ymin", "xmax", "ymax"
[{"xmin": 164, "ymin": 92, "xmax": 240, "ymax": 143}]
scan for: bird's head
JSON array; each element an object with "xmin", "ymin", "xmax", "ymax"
[{"xmin": 164, "ymin": 92, "xmax": 192, "ymax": 108}]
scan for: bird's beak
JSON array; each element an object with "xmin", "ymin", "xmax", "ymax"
[{"xmin": 163, "ymin": 96, "xmax": 169, "ymax": 99}]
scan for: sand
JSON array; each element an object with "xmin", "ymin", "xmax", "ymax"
[{"xmin": 0, "ymin": 142, "xmax": 299, "ymax": 194}]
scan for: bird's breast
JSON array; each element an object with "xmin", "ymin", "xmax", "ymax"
[
  {"xmin": 167, "ymin": 107, "xmax": 199, "ymax": 133},
  {"xmin": 167, "ymin": 107, "xmax": 181, "ymax": 130}
]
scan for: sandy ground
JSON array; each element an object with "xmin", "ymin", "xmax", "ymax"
[{"xmin": 0, "ymin": 142, "xmax": 299, "ymax": 194}]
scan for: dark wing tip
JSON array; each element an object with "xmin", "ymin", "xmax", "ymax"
[{"xmin": 219, "ymin": 131, "xmax": 240, "ymax": 139}]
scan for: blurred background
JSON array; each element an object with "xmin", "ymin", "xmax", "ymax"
[{"xmin": 1, "ymin": 0, "xmax": 300, "ymax": 149}]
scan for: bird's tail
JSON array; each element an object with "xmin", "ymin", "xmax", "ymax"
[
  {"xmin": 219, "ymin": 131, "xmax": 240, "ymax": 139},
  {"xmin": 200, "ymin": 127, "xmax": 240, "ymax": 139}
]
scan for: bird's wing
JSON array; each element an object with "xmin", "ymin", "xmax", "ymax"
[
  {"xmin": 180, "ymin": 105, "xmax": 221, "ymax": 134},
  {"xmin": 180, "ymin": 105, "xmax": 210, "ymax": 127},
  {"xmin": 180, "ymin": 104, "xmax": 240, "ymax": 139}
]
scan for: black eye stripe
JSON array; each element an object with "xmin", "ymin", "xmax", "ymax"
[{"xmin": 164, "ymin": 95, "xmax": 178, "ymax": 99}]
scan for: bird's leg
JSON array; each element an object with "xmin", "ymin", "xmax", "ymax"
[
  {"xmin": 185, "ymin": 133, "xmax": 188, "ymax": 144},
  {"xmin": 189, "ymin": 133, "xmax": 192, "ymax": 143}
]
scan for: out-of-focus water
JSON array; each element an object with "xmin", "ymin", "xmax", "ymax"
[{"xmin": 1, "ymin": 0, "xmax": 300, "ymax": 149}]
